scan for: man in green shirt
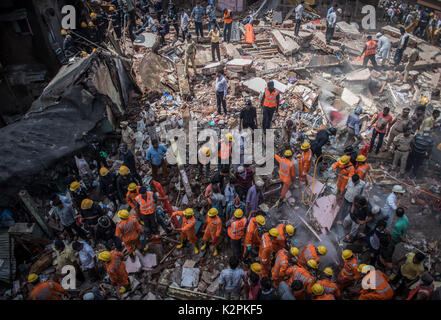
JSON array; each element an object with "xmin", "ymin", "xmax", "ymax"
[{"xmin": 392, "ymin": 207, "xmax": 408, "ymax": 243}]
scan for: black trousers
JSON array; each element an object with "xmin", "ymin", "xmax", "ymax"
[
  {"xmin": 64, "ymin": 222, "xmax": 88, "ymax": 240},
  {"xmin": 141, "ymin": 213, "xmax": 158, "ymax": 235},
  {"xmin": 172, "ymin": 22, "xmax": 179, "ymax": 38},
  {"xmin": 199, "ymin": 162, "xmax": 210, "ymax": 178},
  {"xmin": 181, "ymin": 27, "xmax": 188, "ymax": 42},
  {"xmin": 195, "ymin": 21, "xmax": 204, "ymax": 38},
  {"xmin": 369, "ymin": 129, "xmax": 385, "ymax": 154},
  {"xmin": 223, "ymin": 22, "xmax": 232, "ymax": 42},
  {"xmin": 243, "ymin": 123, "xmax": 257, "ymax": 130},
  {"xmin": 211, "ymin": 42, "xmax": 221, "ymax": 61},
  {"xmin": 406, "ymin": 151, "xmax": 425, "ymax": 176},
  {"xmin": 230, "ymin": 238, "xmax": 242, "ymax": 260},
  {"xmin": 326, "ymin": 26, "xmax": 335, "ymax": 44},
  {"xmin": 262, "ymin": 106, "xmax": 276, "ymax": 130},
  {"xmin": 294, "ymin": 19, "xmax": 301, "ymax": 35},
  {"xmin": 363, "ymin": 54, "xmax": 378, "ymax": 68},
  {"xmin": 216, "ymin": 91, "xmax": 227, "ymax": 114}
]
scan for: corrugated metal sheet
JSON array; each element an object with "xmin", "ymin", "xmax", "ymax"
[{"xmin": 0, "ymin": 228, "xmax": 16, "ymax": 284}]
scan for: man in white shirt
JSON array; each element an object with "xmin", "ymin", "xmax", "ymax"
[
  {"xmin": 382, "ymin": 185, "xmax": 405, "ymax": 232},
  {"xmin": 326, "ymin": 8, "xmax": 341, "ymax": 44},
  {"xmin": 180, "ymin": 9, "xmax": 190, "ymax": 42},
  {"xmin": 294, "ymin": 0, "xmax": 304, "ymax": 36},
  {"xmin": 376, "ymin": 32, "xmax": 391, "ymax": 66},
  {"xmin": 72, "ymin": 241, "xmax": 99, "ymax": 281}
]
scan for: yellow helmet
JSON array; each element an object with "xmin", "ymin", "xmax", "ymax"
[
  {"xmin": 290, "ymin": 247, "xmax": 300, "ymax": 257},
  {"xmin": 338, "ymin": 155, "xmax": 350, "ymax": 165},
  {"xmin": 307, "ymin": 259, "xmax": 318, "ymax": 269},
  {"xmin": 81, "ymin": 21, "xmax": 87, "ymax": 28},
  {"xmin": 100, "ymin": 167, "xmax": 110, "ymax": 176},
  {"xmin": 28, "ymin": 273, "xmax": 39, "ymax": 283},
  {"xmin": 234, "ymin": 209, "xmax": 244, "ymax": 218},
  {"xmin": 301, "ymin": 142, "xmax": 311, "ymax": 150},
  {"xmin": 119, "ymin": 165, "xmax": 130, "ymax": 176},
  {"xmin": 317, "ymin": 246, "xmax": 327, "ymax": 255},
  {"xmin": 81, "ymin": 198, "xmax": 93, "ymax": 210},
  {"xmin": 81, "ymin": 51, "xmax": 88, "ymax": 58},
  {"xmin": 323, "ymin": 267, "xmax": 333, "ymax": 276},
  {"xmin": 356, "ymin": 155, "xmax": 366, "ymax": 162},
  {"xmin": 90, "ymin": 12, "xmax": 97, "ymax": 20},
  {"xmin": 250, "ymin": 263, "xmax": 262, "ymax": 273},
  {"xmin": 92, "ymin": 48, "xmax": 97, "ymax": 53},
  {"xmin": 430, "ymin": 12, "xmax": 434, "ymax": 17},
  {"xmin": 88, "ymin": 21, "xmax": 95, "ymax": 27},
  {"xmin": 208, "ymin": 207, "xmax": 218, "ymax": 217},
  {"xmin": 109, "ymin": 5, "xmax": 116, "ymax": 11},
  {"xmin": 421, "ymin": 97, "xmax": 429, "ymax": 106},
  {"xmin": 98, "ymin": 251, "xmax": 112, "ymax": 262},
  {"xmin": 342, "ymin": 249, "xmax": 353, "ymax": 260},
  {"xmin": 225, "ymin": 133, "xmax": 233, "ymax": 142},
  {"xmin": 285, "ymin": 224, "xmax": 295, "ymax": 236},
  {"xmin": 70, "ymin": 181, "xmax": 80, "ymax": 191},
  {"xmin": 284, "ymin": 150, "xmax": 293, "ymax": 157},
  {"xmin": 360, "ymin": 264, "xmax": 373, "ymax": 274},
  {"xmin": 184, "ymin": 208, "xmax": 194, "ymax": 216},
  {"xmin": 128, "ymin": 183, "xmax": 138, "ymax": 191},
  {"xmin": 61, "ymin": 29, "xmax": 68, "ymax": 36},
  {"xmin": 201, "ymin": 146, "xmax": 210, "ymax": 157},
  {"xmin": 255, "ymin": 215, "xmax": 266, "ymax": 226},
  {"xmin": 269, "ymin": 228, "xmax": 279, "ymax": 238},
  {"xmin": 311, "ymin": 283, "xmax": 324, "ymax": 296},
  {"xmin": 435, "ymin": 29, "xmax": 440, "ymax": 36},
  {"xmin": 358, "ymin": 263, "xmax": 367, "ymax": 273},
  {"xmin": 118, "ymin": 209, "xmax": 129, "ymax": 219}
]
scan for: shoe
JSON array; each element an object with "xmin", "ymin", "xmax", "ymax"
[
  {"xmin": 213, "ymin": 248, "xmax": 218, "ymax": 257},
  {"xmin": 142, "ymin": 245, "xmax": 149, "ymax": 255},
  {"xmin": 119, "ymin": 287, "xmax": 127, "ymax": 294},
  {"xmin": 176, "ymin": 242, "xmax": 184, "ymax": 249},
  {"xmin": 201, "ymin": 243, "xmax": 207, "ymax": 251},
  {"xmin": 194, "ymin": 245, "xmax": 199, "ymax": 255},
  {"xmin": 140, "ymin": 220, "xmax": 145, "ymax": 226}
]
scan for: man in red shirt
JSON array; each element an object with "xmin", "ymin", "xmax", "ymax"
[{"xmin": 368, "ymin": 106, "xmax": 393, "ymax": 154}]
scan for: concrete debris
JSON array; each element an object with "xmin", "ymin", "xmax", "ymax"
[
  {"xmin": 134, "ymin": 32, "xmax": 158, "ymax": 49},
  {"xmin": 271, "ymin": 30, "xmax": 300, "ymax": 56},
  {"xmin": 345, "ymin": 68, "xmax": 371, "ymax": 82},
  {"xmin": 181, "ymin": 268, "xmax": 200, "ymax": 288},
  {"xmin": 341, "ymin": 87, "xmax": 360, "ymax": 107},
  {"xmin": 243, "ymin": 77, "xmax": 287, "ymax": 94},
  {"xmin": 336, "ymin": 21, "xmax": 360, "ymax": 38}
]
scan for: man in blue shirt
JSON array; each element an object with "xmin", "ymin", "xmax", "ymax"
[
  {"xmin": 191, "ymin": 1, "xmax": 205, "ymax": 41},
  {"xmin": 146, "ymin": 139, "xmax": 168, "ymax": 180},
  {"xmin": 206, "ymin": 0, "xmax": 219, "ymax": 31},
  {"xmin": 343, "ymin": 106, "xmax": 362, "ymax": 148}
]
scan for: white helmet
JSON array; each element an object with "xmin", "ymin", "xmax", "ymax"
[
  {"xmin": 256, "ymin": 180, "xmax": 264, "ymax": 187},
  {"xmin": 237, "ymin": 166, "xmax": 245, "ymax": 173},
  {"xmin": 392, "ymin": 185, "xmax": 405, "ymax": 194},
  {"xmin": 337, "ymin": 8, "xmax": 342, "ymax": 14}
]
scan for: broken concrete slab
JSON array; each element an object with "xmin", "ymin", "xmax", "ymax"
[
  {"xmin": 312, "ymin": 194, "xmax": 340, "ymax": 234},
  {"xmin": 307, "ymin": 55, "xmax": 341, "ymax": 68},
  {"xmin": 143, "ymin": 292, "xmax": 157, "ymax": 300},
  {"xmin": 124, "ymin": 255, "xmax": 142, "ymax": 273},
  {"xmin": 202, "ymin": 62, "xmax": 224, "ymax": 76},
  {"xmin": 341, "ymin": 87, "xmax": 360, "ymax": 106},
  {"xmin": 181, "ymin": 267, "xmax": 200, "ymax": 288},
  {"xmin": 345, "ymin": 68, "xmax": 371, "ymax": 82},
  {"xmin": 137, "ymin": 253, "xmax": 157, "ymax": 268},
  {"xmin": 183, "ymin": 259, "xmax": 197, "ymax": 268},
  {"xmin": 134, "ymin": 32, "xmax": 158, "ymax": 49},
  {"xmin": 206, "ymin": 276, "xmax": 220, "ymax": 294},
  {"xmin": 223, "ymin": 43, "xmax": 241, "ymax": 59},
  {"xmin": 242, "ymin": 77, "xmax": 287, "ymax": 94},
  {"xmin": 138, "ymin": 53, "xmax": 171, "ymax": 93},
  {"xmin": 273, "ymin": 11, "xmax": 283, "ymax": 24},
  {"xmin": 336, "ymin": 21, "xmax": 360, "ymax": 38},
  {"xmin": 158, "ymin": 269, "xmax": 172, "ymax": 286},
  {"xmin": 225, "ymin": 59, "xmax": 253, "ymax": 73},
  {"xmin": 271, "ymin": 30, "xmax": 300, "ymax": 56}
]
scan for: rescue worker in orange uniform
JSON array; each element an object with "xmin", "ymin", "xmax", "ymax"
[
  {"xmin": 223, "ymin": 8, "xmax": 233, "ymax": 43},
  {"xmin": 275, "ymin": 150, "xmax": 296, "ymax": 203},
  {"xmin": 227, "ymin": 208, "xmax": 247, "ymax": 260},
  {"xmin": 358, "ymin": 265, "xmax": 394, "ymax": 300},
  {"xmin": 332, "ymin": 155, "xmax": 355, "ymax": 195},
  {"xmin": 272, "ymin": 247, "xmax": 300, "ymax": 287},
  {"xmin": 272, "ymin": 223, "xmax": 295, "ymax": 253},
  {"xmin": 261, "ymin": 81, "xmax": 280, "ymax": 131},
  {"xmin": 172, "ymin": 208, "xmax": 199, "ymax": 254},
  {"xmin": 218, "ymin": 133, "xmax": 233, "ymax": 173},
  {"xmin": 243, "ymin": 215, "xmax": 266, "ymax": 259},
  {"xmin": 98, "ymin": 250, "xmax": 131, "ymax": 294},
  {"xmin": 27, "ymin": 273, "xmax": 68, "ymax": 300},
  {"xmin": 259, "ymin": 228, "xmax": 279, "ymax": 277},
  {"xmin": 201, "ymin": 207, "xmax": 222, "ymax": 257},
  {"xmin": 286, "ymin": 262, "xmax": 316, "ymax": 294},
  {"xmin": 126, "ymin": 183, "xmax": 141, "ymax": 209},
  {"xmin": 337, "ymin": 249, "xmax": 361, "ymax": 290},
  {"xmin": 298, "ymin": 244, "xmax": 327, "ymax": 269},
  {"xmin": 360, "ymin": 35, "xmax": 377, "ymax": 69},
  {"xmin": 355, "ymin": 155, "xmax": 370, "ymax": 181},
  {"xmin": 135, "ymin": 186, "xmax": 159, "ymax": 236},
  {"xmin": 115, "ymin": 209, "xmax": 145, "ymax": 261},
  {"xmin": 317, "ymin": 267, "xmax": 341, "ymax": 298},
  {"xmin": 298, "ymin": 142, "xmax": 313, "ymax": 183},
  {"xmin": 311, "ymin": 283, "xmax": 336, "ymax": 300}
]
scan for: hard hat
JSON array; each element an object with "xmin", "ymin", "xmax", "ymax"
[
  {"xmin": 337, "ymin": 8, "xmax": 342, "ymax": 14},
  {"xmin": 338, "ymin": 155, "xmax": 350, "ymax": 165},
  {"xmin": 61, "ymin": 29, "xmax": 68, "ymax": 35},
  {"xmin": 285, "ymin": 224, "xmax": 295, "ymax": 236},
  {"xmin": 119, "ymin": 142, "xmax": 128, "ymax": 150},
  {"xmin": 90, "ymin": 12, "xmax": 97, "ymax": 19},
  {"xmin": 356, "ymin": 155, "xmax": 366, "ymax": 162},
  {"xmin": 201, "ymin": 146, "xmax": 210, "ymax": 157},
  {"xmin": 225, "ymin": 133, "xmax": 233, "ymax": 142},
  {"xmin": 119, "ymin": 165, "xmax": 130, "ymax": 176},
  {"xmin": 255, "ymin": 180, "xmax": 264, "ymax": 188},
  {"xmin": 28, "ymin": 273, "xmax": 39, "ymax": 283},
  {"xmin": 81, "ymin": 21, "xmax": 87, "ymax": 28},
  {"xmin": 290, "ymin": 247, "xmax": 300, "ymax": 257},
  {"xmin": 184, "ymin": 208, "xmax": 194, "ymax": 216},
  {"xmin": 88, "ymin": 21, "xmax": 95, "ymax": 27},
  {"xmin": 324, "ymin": 267, "xmax": 333, "ymax": 276},
  {"xmin": 354, "ymin": 106, "xmax": 363, "ymax": 115},
  {"xmin": 376, "ymin": 32, "xmax": 382, "ymax": 38},
  {"xmin": 250, "ymin": 263, "xmax": 262, "ymax": 273},
  {"xmin": 81, "ymin": 51, "xmax": 88, "ymax": 58},
  {"xmin": 312, "ymin": 283, "xmax": 324, "ymax": 295},
  {"xmin": 81, "ymin": 199, "xmax": 93, "ymax": 210},
  {"xmin": 317, "ymin": 246, "xmax": 327, "ymax": 255},
  {"xmin": 392, "ymin": 184, "xmax": 405, "ymax": 193},
  {"xmin": 357, "ymin": 263, "xmax": 367, "ymax": 272},
  {"xmin": 100, "ymin": 167, "xmax": 110, "ymax": 176},
  {"xmin": 269, "ymin": 228, "xmax": 279, "ymax": 237},
  {"xmin": 92, "ymin": 48, "xmax": 97, "ymax": 53},
  {"xmin": 342, "ymin": 249, "xmax": 353, "ymax": 260},
  {"xmin": 70, "ymin": 181, "xmax": 80, "ymax": 191},
  {"xmin": 118, "ymin": 209, "xmax": 129, "ymax": 219},
  {"xmin": 371, "ymin": 205, "xmax": 381, "ymax": 214},
  {"xmin": 421, "ymin": 97, "xmax": 429, "ymax": 106},
  {"xmin": 109, "ymin": 5, "xmax": 116, "ymax": 11},
  {"xmin": 237, "ymin": 166, "xmax": 245, "ymax": 173},
  {"xmin": 284, "ymin": 150, "xmax": 293, "ymax": 157},
  {"xmin": 301, "ymin": 142, "xmax": 310, "ymax": 150},
  {"xmin": 361, "ymin": 264, "xmax": 373, "ymax": 274},
  {"xmin": 208, "ymin": 207, "xmax": 218, "ymax": 217},
  {"xmin": 98, "ymin": 251, "xmax": 111, "ymax": 262},
  {"xmin": 128, "ymin": 183, "xmax": 138, "ymax": 192},
  {"xmin": 307, "ymin": 259, "xmax": 318, "ymax": 269},
  {"xmin": 430, "ymin": 12, "xmax": 434, "ymax": 16},
  {"xmin": 234, "ymin": 209, "xmax": 244, "ymax": 218},
  {"xmin": 255, "ymin": 215, "xmax": 266, "ymax": 226}
]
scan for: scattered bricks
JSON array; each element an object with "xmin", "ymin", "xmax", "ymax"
[{"xmin": 206, "ymin": 276, "xmax": 220, "ymax": 295}]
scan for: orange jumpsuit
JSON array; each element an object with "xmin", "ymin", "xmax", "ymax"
[
  {"xmin": 29, "ymin": 280, "xmax": 67, "ymax": 300},
  {"xmin": 275, "ymin": 155, "xmax": 296, "ymax": 198},
  {"xmin": 203, "ymin": 215, "xmax": 222, "ymax": 245},
  {"xmin": 258, "ymin": 232, "xmax": 274, "ymax": 277},
  {"xmin": 358, "ymin": 270, "xmax": 394, "ymax": 300},
  {"xmin": 337, "ymin": 255, "xmax": 361, "ymax": 290},
  {"xmin": 314, "ymin": 293, "xmax": 336, "ymax": 300},
  {"xmin": 271, "ymin": 248, "xmax": 290, "ymax": 287},
  {"xmin": 356, "ymin": 163, "xmax": 369, "ymax": 181},
  {"xmin": 298, "ymin": 244, "xmax": 320, "ymax": 268},
  {"xmin": 172, "ymin": 211, "xmax": 197, "ymax": 244},
  {"xmin": 317, "ymin": 279, "xmax": 341, "ymax": 298},
  {"xmin": 243, "ymin": 217, "xmax": 262, "ymax": 257},
  {"xmin": 286, "ymin": 265, "xmax": 315, "ymax": 294},
  {"xmin": 126, "ymin": 186, "xmax": 141, "ymax": 209},
  {"xmin": 298, "ymin": 149, "xmax": 313, "ymax": 183},
  {"xmin": 115, "ymin": 215, "xmax": 143, "ymax": 253},
  {"xmin": 106, "ymin": 250, "xmax": 129, "ymax": 287},
  {"xmin": 272, "ymin": 224, "xmax": 288, "ymax": 253},
  {"xmin": 332, "ymin": 161, "xmax": 355, "ymax": 193}
]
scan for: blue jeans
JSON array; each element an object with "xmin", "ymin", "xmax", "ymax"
[
  {"xmin": 369, "ymin": 129, "xmax": 385, "ymax": 154},
  {"xmin": 223, "ymin": 22, "xmax": 232, "ymax": 42}
]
